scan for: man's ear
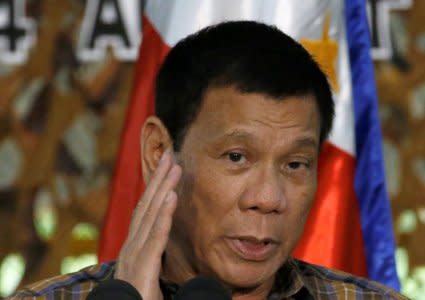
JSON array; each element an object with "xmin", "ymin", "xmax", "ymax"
[{"xmin": 140, "ymin": 116, "xmax": 173, "ymax": 183}]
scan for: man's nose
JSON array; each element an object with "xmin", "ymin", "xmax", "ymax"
[{"xmin": 238, "ymin": 167, "xmax": 286, "ymax": 214}]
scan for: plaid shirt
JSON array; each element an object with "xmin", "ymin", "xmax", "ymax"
[{"xmin": 7, "ymin": 258, "xmax": 408, "ymax": 299}]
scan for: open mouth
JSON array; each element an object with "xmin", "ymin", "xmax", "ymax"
[{"xmin": 225, "ymin": 236, "xmax": 278, "ymax": 261}]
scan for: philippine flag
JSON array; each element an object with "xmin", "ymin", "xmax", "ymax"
[{"xmin": 98, "ymin": 0, "xmax": 400, "ymax": 290}]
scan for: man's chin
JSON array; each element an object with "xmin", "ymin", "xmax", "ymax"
[{"xmin": 206, "ymin": 258, "xmax": 277, "ymax": 291}]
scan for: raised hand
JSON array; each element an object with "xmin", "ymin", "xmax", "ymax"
[{"xmin": 115, "ymin": 150, "xmax": 182, "ymax": 300}]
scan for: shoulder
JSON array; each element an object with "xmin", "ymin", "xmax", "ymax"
[
  {"xmin": 6, "ymin": 261, "xmax": 116, "ymax": 300},
  {"xmin": 291, "ymin": 259, "xmax": 408, "ymax": 300}
]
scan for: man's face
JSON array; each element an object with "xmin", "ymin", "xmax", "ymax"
[{"xmin": 170, "ymin": 86, "xmax": 321, "ymax": 288}]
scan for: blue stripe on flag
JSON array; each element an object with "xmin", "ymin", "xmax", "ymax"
[{"xmin": 345, "ymin": 0, "xmax": 400, "ymax": 291}]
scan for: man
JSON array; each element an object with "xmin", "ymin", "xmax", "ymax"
[{"xmin": 9, "ymin": 21, "xmax": 406, "ymax": 300}]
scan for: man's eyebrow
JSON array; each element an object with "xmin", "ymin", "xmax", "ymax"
[
  {"xmin": 293, "ymin": 137, "xmax": 319, "ymax": 149},
  {"xmin": 213, "ymin": 130, "xmax": 318, "ymax": 149},
  {"xmin": 214, "ymin": 129, "xmax": 256, "ymax": 143}
]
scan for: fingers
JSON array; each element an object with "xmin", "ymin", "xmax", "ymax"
[
  {"xmin": 132, "ymin": 163, "xmax": 181, "ymax": 244},
  {"xmin": 138, "ymin": 190, "xmax": 178, "ymax": 267},
  {"xmin": 115, "ymin": 150, "xmax": 181, "ymax": 300},
  {"xmin": 128, "ymin": 151, "xmax": 181, "ymax": 243},
  {"xmin": 127, "ymin": 150, "xmax": 175, "ymax": 239},
  {"xmin": 117, "ymin": 203, "xmax": 176, "ymax": 300}
]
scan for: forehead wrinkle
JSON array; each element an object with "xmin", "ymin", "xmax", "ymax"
[
  {"xmin": 210, "ymin": 127, "xmax": 318, "ymax": 153},
  {"xmin": 293, "ymin": 136, "xmax": 319, "ymax": 151},
  {"xmin": 212, "ymin": 128, "xmax": 257, "ymax": 145},
  {"xmin": 251, "ymin": 118, "xmax": 301, "ymax": 130},
  {"xmin": 242, "ymin": 120, "xmax": 319, "ymax": 152}
]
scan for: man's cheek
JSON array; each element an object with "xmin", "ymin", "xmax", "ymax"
[
  {"xmin": 286, "ymin": 189, "xmax": 316, "ymax": 232},
  {"xmin": 194, "ymin": 170, "xmax": 229, "ymax": 210}
]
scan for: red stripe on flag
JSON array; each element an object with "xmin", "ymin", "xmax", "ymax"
[
  {"xmin": 293, "ymin": 142, "xmax": 368, "ymax": 277},
  {"xmin": 98, "ymin": 17, "xmax": 171, "ymax": 262}
]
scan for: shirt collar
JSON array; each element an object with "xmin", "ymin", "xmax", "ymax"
[
  {"xmin": 268, "ymin": 256, "xmax": 308, "ymax": 299},
  {"xmin": 111, "ymin": 257, "xmax": 313, "ymax": 299}
]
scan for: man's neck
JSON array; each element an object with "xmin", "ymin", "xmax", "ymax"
[
  {"xmin": 161, "ymin": 241, "xmax": 196, "ymax": 285},
  {"xmin": 161, "ymin": 241, "xmax": 275, "ymax": 300}
]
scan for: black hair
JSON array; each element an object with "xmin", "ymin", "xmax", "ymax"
[{"xmin": 155, "ymin": 21, "xmax": 334, "ymax": 151}]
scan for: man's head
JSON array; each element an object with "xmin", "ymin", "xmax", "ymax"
[
  {"xmin": 140, "ymin": 21, "xmax": 334, "ymax": 294},
  {"xmin": 155, "ymin": 21, "xmax": 334, "ymax": 151}
]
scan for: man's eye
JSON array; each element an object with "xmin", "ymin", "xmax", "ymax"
[
  {"xmin": 227, "ymin": 152, "xmax": 245, "ymax": 163},
  {"xmin": 288, "ymin": 161, "xmax": 306, "ymax": 170}
]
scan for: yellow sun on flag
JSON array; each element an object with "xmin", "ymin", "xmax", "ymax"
[{"xmin": 301, "ymin": 14, "xmax": 339, "ymax": 92}]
